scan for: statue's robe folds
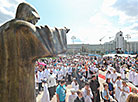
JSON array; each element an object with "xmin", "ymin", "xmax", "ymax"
[{"xmin": 0, "ymin": 19, "xmax": 67, "ymax": 102}]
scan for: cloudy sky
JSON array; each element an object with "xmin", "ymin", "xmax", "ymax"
[{"xmin": 1, "ymin": 0, "xmax": 138, "ymax": 44}]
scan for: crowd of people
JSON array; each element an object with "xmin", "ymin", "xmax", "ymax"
[{"xmin": 34, "ymin": 54, "xmax": 138, "ymax": 102}]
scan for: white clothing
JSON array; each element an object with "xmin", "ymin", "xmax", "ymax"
[
  {"xmin": 62, "ymin": 66, "xmax": 67, "ymax": 77},
  {"xmin": 68, "ymin": 94, "xmax": 77, "ymax": 102},
  {"xmin": 81, "ymin": 88, "xmax": 93, "ymax": 99},
  {"xmin": 41, "ymin": 84, "xmax": 50, "ymax": 102},
  {"xmin": 85, "ymin": 95, "xmax": 92, "ymax": 102},
  {"xmin": 106, "ymin": 73, "xmax": 111, "ymax": 79},
  {"xmin": 71, "ymin": 81, "xmax": 79, "ymax": 91},
  {"xmin": 90, "ymin": 66, "xmax": 95, "ymax": 72},
  {"xmin": 115, "ymin": 80, "xmax": 122, "ymax": 101},
  {"xmin": 45, "ymin": 69, "xmax": 50, "ymax": 79},
  {"xmin": 111, "ymin": 73, "xmax": 117, "ymax": 84},
  {"xmin": 134, "ymin": 73, "xmax": 138, "ymax": 86},
  {"xmin": 57, "ymin": 70, "xmax": 64, "ymax": 81},
  {"xmin": 37, "ymin": 71, "xmax": 43, "ymax": 83},
  {"xmin": 94, "ymin": 67, "xmax": 99, "ymax": 76},
  {"xmin": 120, "ymin": 68, "xmax": 125, "ymax": 79},
  {"xmin": 35, "ymin": 74, "xmax": 38, "ymax": 89},
  {"xmin": 42, "ymin": 70, "xmax": 46, "ymax": 79},
  {"xmin": 53, "ymin": 69, "xmax": 58, "ymax": 75},
  {"xmin": 119, "ymin": 86, "xmax": 129, "ymax": 102},
  {"xmin": 128, "ymin": 70, "xmax": 134, "ymax": 82},
  {"xmin": 107, "ymin": 66, "xmax": 114, "ymax": 73},
  {"xmin": 47, "ymin": 74, "xmax": 56, "ymax": 88}
]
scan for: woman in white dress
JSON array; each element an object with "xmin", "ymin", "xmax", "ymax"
[
  {"xmin": 115, "ymin": 76, "xmax": 122, "ymax": 101},
  {"xmin": 119, "ymin": 81, "xmax": 129, "ymax": 102}
]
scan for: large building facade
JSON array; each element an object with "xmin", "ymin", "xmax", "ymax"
[{"xmin": 67, "ymin": 31, "xmax": 138, "ymax": 54}]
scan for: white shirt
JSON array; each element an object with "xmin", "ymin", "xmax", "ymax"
[
  {"xmin": 134, "ymin": 72, "xmax": 138, "ymax": 85},
  {"xmin": 42, "ymin": 70, "xmax": 46, "ymax": 79},
  {"xmin": 111, "ymin": 73, "xmax": 117, "ymax": 83},
  {"xmin": 71, "ymin": 81, "xmax": 79, "ymax": 91},
  {"xmin": 119, "ymin": 86, "xmax": 129, "ymax": 102},
  {"xmin": 85, "ymin": 95, "xmax": 92, "ymax": 102},
  {"xmin": 68, "ymin": 94, "xmax": 77, "ymax": 102},
  {"xmin": 47, "ymin": 74, "xmax": 56, "ymax": 87},
  {"xmin": 35, "ymin": 74, "xmax": 38, "ymax": 89},
  {"xmin": 94, "ymin": 67, "xmax": 99, "ymax": 76},
  {"xmin": 81, "ymin": 88, "xmax": 93, "ymax": 99},
  {"xmin": 53, "ymin": 69, "xmax": 58, "ymax": 75},
  {"xmin": 115, "ymin": 80, "xmax": 122, "ymax": 101},
  {"xmin": 107, "ymin": 66, "xmax": 114, "ymax": 73},
  {"xmin": 57, "ymin": 70, "xmax": 64, "ymax": 80},
  {"xmin": 106, "ymin": 73, "xmax": 111, "ymax": 79},
  {"xmin": 45, "ymin": 69, "xmax": 50, "ymax": 79},
  {"xmin": 116, "ymin": 80, "xmax": 122, "ymax": 90},
  {"xmin": 120, "ymin": 68, "xmax": 126, "ymax": 79},
  {"xmin": 128, "ymin": 70, "xmax": 134, "ymax": 82},
  {"xmin": 37, "ymin": 71, "xmax": 43, "ymax": 83},
  {"xmin": 62, "ymin": 66, "xmax": 67, "ymax": 77}
]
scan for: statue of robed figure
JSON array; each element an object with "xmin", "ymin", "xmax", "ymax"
[{"xmin": 0, "ymin": 2, "xmax": 70, "ymax": 102}]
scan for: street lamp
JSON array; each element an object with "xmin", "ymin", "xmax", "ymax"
[{"xmin": 71, "ymin": 36, "xmax": 76, "ymax": 55}]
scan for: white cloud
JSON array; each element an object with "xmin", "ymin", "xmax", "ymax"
[
  {"xmin": 102, "ymin": 0, "xmax": 138, "ymax": 24},
  {"xmin": 67, "ymin": 0, "xmax": 138, "ymax": 44},
  {"xmin": 89, "ymin": 13, "xmax": 111, "ymax": 26},
  {"xmin": 0, "ymin": 0, "xmax": 25, "ymax": 25}
]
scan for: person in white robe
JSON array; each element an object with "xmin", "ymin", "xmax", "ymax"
[
  {"xmin": 111, "ymin": 70, "xmax": 117, "ymax": 85},
  {"xmin": 68, "ymin": 88, "xmax": 77, "ymax": 102},
  {"xmin": 128, "ymin": 68, "xmax": 134, "ymax": 83},
  {"xmin": 115, "ymin": 76, "xmax": 122, "ymax": 101},
  {"xmin": 132, "ymin": 69, "xmax": 136, "ymax": 84},
  {"xmin": 41, "ymin": 83, "xmax": 50, "ymax": 102},
  {"xmin": 134, "ymin": 71, "xmax": 138, "ymax": 87},
  {"xmin": 119, "ymin": 81, "xmax": 129, "ymax": 102},
  {"xmin": 120, "ymin": 66, "xmax": 126, "ymax": 79}
]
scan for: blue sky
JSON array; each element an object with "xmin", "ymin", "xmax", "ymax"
[{"xmin": 0, "ymin": 0, "xmax": 138, "ymax": 44}]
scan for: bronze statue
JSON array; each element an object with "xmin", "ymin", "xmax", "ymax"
[{"xmin": 0, "ymin": 2, "xmax": 69, "ymax": 102}]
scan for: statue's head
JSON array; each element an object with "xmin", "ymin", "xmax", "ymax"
[{"xmin": 15, "ymin": 2, "xmax": 40, "ymax": 25}]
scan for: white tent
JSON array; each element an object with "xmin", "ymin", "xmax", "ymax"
[{"xmin": 103, "ymin": 54, "xmax": 136, "ymax": 58}]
